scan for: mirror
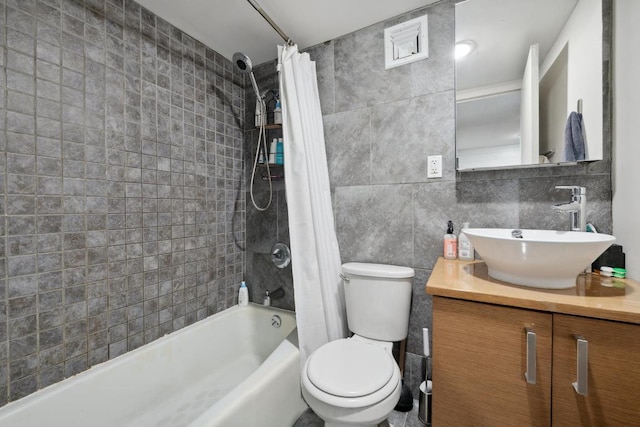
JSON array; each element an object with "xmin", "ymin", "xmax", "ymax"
[{"xmin": 455, "ymin": 0, "xmax": 603, "ymax": 171}]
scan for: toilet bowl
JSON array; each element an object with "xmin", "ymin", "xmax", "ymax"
[
  {"xmin": 301, "ymin": 263, "xmax": 414, "ymax": 427},
  {"xmin": 301, "ymin": 337, "xmax": 402, "ymax": 427}
]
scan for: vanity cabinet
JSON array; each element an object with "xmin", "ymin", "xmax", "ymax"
[
  {"xmin": 432, "ymin": 297, "xmax": 640, "ymax": 426},
  {"xmin": 552, "ymin": 314, "xmax": 640, "ymax": 426},
  {"xmin": 432, "ymin": 297, "xmax": 552, "ymax": 426}
]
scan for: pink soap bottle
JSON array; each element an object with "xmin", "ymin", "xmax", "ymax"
[{"xmin": 444, "ymin": 220, "xmax": 457, "ymax": 260}]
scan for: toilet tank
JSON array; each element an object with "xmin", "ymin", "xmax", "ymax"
[{"xmin": 342, "ymin": 262, "xmax": 414, "ymax": 342}]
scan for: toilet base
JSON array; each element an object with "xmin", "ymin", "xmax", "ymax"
[
  {"xmin": 325, "ymin": 423, "xmax": 374, "ymax": 427},
  {"xmin": 302, "ymin": 378, "xmax": 401, "ymax": 427},
  {"xmin": 325, "ymin": 420, "xmax": 391, "ymax": 427}
]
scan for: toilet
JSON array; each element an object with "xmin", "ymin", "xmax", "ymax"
[{"xmin": 301, "ymin": 262, "xmax": 414, "ymax": 427}]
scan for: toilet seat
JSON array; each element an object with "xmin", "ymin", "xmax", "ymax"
[
  {"xmin": 302, "ymin": 338, "xmax": 401, "ymax": 409},
  {"xmin": 307, "ymin": 339, "xmax": 394, "ymax": 398}
]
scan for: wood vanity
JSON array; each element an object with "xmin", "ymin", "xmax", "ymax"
[{"xmin": 426, "ymin": 258, "xmax": 640, "ymax": 426}]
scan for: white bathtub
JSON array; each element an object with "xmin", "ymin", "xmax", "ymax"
[{"xmin": 0, "ymin": 304, "xmax": 308, "ymax": 427}]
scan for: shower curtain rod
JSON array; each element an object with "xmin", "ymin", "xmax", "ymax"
[{"xmin": 247, "ymin": 0, "xmax": 295, "ymax": 46}]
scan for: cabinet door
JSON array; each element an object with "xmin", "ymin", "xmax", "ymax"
[
  {"xmin": 432, "ymin": 297, "xmax": 552, "ymax": 426},
  {"xmin": 552, "ymin": 314, "xmax": 640, "ymax": 426}
]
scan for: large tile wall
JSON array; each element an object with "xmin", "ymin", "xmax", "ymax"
[
  {"xmin": 0, "ymin": 0, "xmax": 246, "ymax": 404},
  {"xmin": 245, "ymin": 0, "xmax": 613, "ymax": 398},
  {"xmin": 244, "ymin": 59, "xmax": 294, "ymax": 310}
]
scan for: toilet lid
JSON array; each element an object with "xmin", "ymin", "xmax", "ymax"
[{"xmin": 306, "ymin": 339, "xmax": 395, "ymax": 398}]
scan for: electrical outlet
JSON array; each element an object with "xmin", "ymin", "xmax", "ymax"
[{"xmin": 427, "ymin": 155, "xmax": 442, "ymax": 178}]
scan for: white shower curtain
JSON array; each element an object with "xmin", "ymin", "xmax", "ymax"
[{"xmin": 278, "ymin": 45, "xmax": 347, "ymax": 364}]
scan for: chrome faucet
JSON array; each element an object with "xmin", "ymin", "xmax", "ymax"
[{"xmin": 552, "ymin": 186, "xmax": 586, "ymax": 231}]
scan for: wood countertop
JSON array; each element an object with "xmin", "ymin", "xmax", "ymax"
[{"xmin": 426, "ymin": 257, "xmax": 640, "ymax": 324}]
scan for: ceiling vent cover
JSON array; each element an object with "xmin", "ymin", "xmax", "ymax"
[{"xmin": 384, "ymin": 14, "xmax": 429, "ymax": 70}]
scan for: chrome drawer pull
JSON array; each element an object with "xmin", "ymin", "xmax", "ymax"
[
  {"xmin": 572, "ymin": 336, "xmax": 588, "ymax": 396},
  {"xmin": 524, "ymin": 328, "xmax": 536, "ymax": 384}
]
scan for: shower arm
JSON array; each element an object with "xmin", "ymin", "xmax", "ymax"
[{"xmin": 246, "ymin": 0, "xmax": 294, "ymax": 46}]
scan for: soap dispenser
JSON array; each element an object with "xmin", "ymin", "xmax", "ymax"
[{"xmin": 444, "ymin": 220, "xmax": 457, "ymax": 260}]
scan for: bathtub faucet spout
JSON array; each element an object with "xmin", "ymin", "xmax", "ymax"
[{"xmin": 263, "ymin": 287, "xmax": 285, "ymax": 306}]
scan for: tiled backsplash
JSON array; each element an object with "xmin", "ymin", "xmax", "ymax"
[{"xmin": 0, "ymin": 0, "xmax": 246, "ymax": 404}]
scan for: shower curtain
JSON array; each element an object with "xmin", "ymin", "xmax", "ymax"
[{"xmin": 278, "ymin": 45, "xmax": 347, "ymax": 364}]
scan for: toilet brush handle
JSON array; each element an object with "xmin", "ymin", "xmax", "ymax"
[
  {"xmin": 421, "ymin": 355, "xmax": 432, "ymax": 382},
  {"xmin": 423, "ymin": 328, "xmax": 430, "ymax": 357},
  {"xmin": 422, "ymin": 328, "xmax": 431, "ymax": 381}
]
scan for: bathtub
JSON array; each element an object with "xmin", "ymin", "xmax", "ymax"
[{"xmin": 0, "ymin": 304, "xmax": 308, "ymax": 427}]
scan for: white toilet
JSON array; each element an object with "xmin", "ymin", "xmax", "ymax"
[{"xmin": 301, "ymin": 262, "xmax": 414, "ymax": 427}]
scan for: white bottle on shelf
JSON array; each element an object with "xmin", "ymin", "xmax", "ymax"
[
  {"xmin": 238, "ymin": 281, "xmax": 249, "ymax": 306},
  {"xmin": 274, "ymin": 100, "xmax": 282, "ymax": 124},
  {"xmin": 269, "ymin": 138, "xmax": 277, "ymax": 164},
  {"xmin": 458, "ymin": 222, "xmax": 475, "ymax": 261}
]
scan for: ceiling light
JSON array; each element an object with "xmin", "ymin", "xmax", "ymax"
[{"xmin": 455, "ymin": 40, "xmax": 476, "ymax": 59}]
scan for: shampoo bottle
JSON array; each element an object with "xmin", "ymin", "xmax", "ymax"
[
  {"xmin": 444, "ymin": 220, "xmax": 457, "ymax": 260},
  {"xmin": 258, "ymin": 145, "xmax": 267, "ymax": 164},
  {"xmin": 238, "ymin": 281, "xmax": 249, "ymax": 306},
  {"xmin": 274, "ymin": 99, "xmax": 282, "ymax": 124},
  {"xmin": 275, "ymin": 138, "xmax": 284, "ymax": 165},
  {"xmin": 458, "ymin": 222, "xmax": 475, "ymax": 261},
  {"xmin": 269, "ymin": 138, "xmax": 278, "ymax": 164}
]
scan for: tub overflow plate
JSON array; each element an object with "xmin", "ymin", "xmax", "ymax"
[{"xmin": 271, "ymin": 315, "xmax": 282, "ymax": 328}]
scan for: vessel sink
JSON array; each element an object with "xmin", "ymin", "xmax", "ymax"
[{"xmin": 462, "ymin": 228, "xmax": 616, "ymax": 289}]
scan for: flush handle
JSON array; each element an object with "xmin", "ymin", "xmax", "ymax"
[
  {"xmin": 573, "ymin": 336, "xmax": 588, "ymax": 396},
  {"xmin": 524, "ymin": 327, "xmax": 536, "ymax": 385}
]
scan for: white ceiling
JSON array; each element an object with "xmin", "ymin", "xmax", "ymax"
[{"xmin": 135, "ymin": 0, "xmax": 439, "ymax": 66}]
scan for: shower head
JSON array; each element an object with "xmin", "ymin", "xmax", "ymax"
[
  {"xmin": 233, "ymin": 52, "xmax": 253, "ymax": 74},
  {"xmin": 232, "ymin": 52, "xmax": 262, "ymax": 104}
]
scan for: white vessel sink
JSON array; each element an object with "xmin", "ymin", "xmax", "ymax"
[{"xmin": 462, "ymin": 228, "xmax": 616, "ymax": 289}]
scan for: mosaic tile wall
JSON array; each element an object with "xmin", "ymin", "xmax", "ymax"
[{"xmin": 0, "ymin": 0, "xmax": 246, "ymax": 404}]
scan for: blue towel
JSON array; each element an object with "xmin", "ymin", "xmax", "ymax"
[{"xmin": 563, "ymin": 111, "xmax": 585, "ymax": 161}]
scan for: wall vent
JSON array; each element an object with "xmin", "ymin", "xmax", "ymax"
[{"xmin": 384, "ymin": 14, "xmax": 429, "ymax": 69}]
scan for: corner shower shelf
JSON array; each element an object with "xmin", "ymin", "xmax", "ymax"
[
  {"xmin": 261, "ymin": 172, "xmax": 284, "ymax": 181},
  {"xmin": 257, "ymin": 124, "xmax": 282, "ymax": 130}
]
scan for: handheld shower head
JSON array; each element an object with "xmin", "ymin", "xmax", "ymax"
[
  {"xmin": 232, "ymin": 52, "xmax": 262, "ymax": 103},
  {"xmin": 234, "ymin": 51, "xmax": 273, "ymax": 212},
  {"xmin": 232, "ymin": 52, "xmax": 253, "ymax": 74}
]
